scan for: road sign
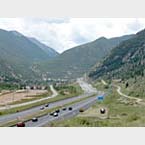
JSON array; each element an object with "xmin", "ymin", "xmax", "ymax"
[{"xmin": 97, "ymin": 95, "xmax": 104, "ymax": 101}]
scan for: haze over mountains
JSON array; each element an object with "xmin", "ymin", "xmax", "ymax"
[
  {"xmin": 0, "ymin": 29, "xmax": 58, "ymax": 83},
  {"xmin": 0, "ymin": 27, "xmax": 140, "ymax": 84},
  {"xmin": 88, "ymin": 28, "xmax": 145, "ymax": 97},
  {"xmin": 29, "ymin": 37, "xmax": 58, "ymax": 57},
  {"xmin": 38, "ymin": 35, "xmax": 133, "ymax": 79},
  {"xmin": 89, "ymin": 29, "xmax": 145, "ymax": 80}
]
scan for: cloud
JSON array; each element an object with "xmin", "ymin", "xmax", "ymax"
[
  {"xmin": 127, "ymin": 18, "xmax": 145, "ymax": 33},
  {"xmin": 27, "ymin": 18, "xmax": 70, "ymax": 24},
  {"xmin": 0, "ymin": 18, "xmax": 145, "ymax": 53}
]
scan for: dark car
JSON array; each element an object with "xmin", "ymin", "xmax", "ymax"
[
  {"xmin": 68, "ymin": 107, "xmax": 73, "ymax": 111},
  {"xmin": 40, "ymin": 106, "xmax": 45, "ymax": 110},
  {"xmin": 62, "ymin": 107, "xmax": 66, "ymax": 111},
  {"xmin": 17, "ymin": 122, "xmax": 25, "ymax": 127},
  {"xmin": 32, "ymin": 117, "xmax": 38, "ymax": 122},
  {"xmin": 45, "ymin": 104, "xmax": 49, "ymax": 107},
  {"xmin": 50, "ymin": 112, "xmax": 54, "ymax": 116},
  {"xmin": 55, "ymin": 109, "xmax": 60, "ymax": 113},
  {"xmin": 100, "ymin": 108, "xmax": 106, "ymax": 114},
  {"xmin": 79, "ymin": 108, "xmax": 84, "ymax": 112}
]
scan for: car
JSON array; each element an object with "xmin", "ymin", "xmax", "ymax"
[
  {"xmin": 50, "ymin": 112, "xmax": 54, "ymax": 116},
  {"xmin": 45, "ymin": 104, "xmax": 49, "ymax": 107},
  {"xmin": 53, "ymin": 112, "xmax": 58, "ymax": 117},
  {"xmin": 68, "ymin": 107, "xmax": 73, "ymax": 111},
  {"xmin": 55, "ymin": 109, "xmax": 60, "ymax": 113},
  {"xmin": 16, "ymin": 122, "xmax": 25, "ymax": 127},
  {"xmin": 40, "ymin": 106, "xmax": 45, "ymax": 110},
  {"xmin": 32, "ymin": 117, "xmax": 38, "ymax": 122},
  {"xmin": 62, "ymin": 107, "xmax": 66, "ymax": 111},
  {"xmin": 100, "ymin": 108, "xmax": 106, "ymax": 114},
  {"xmin": 79, "ymin": 108, "xmax": 84, "ymax": 112}
]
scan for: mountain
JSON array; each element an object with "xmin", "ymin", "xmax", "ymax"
[
  {"xmin": 88, "ymin": 29, "xmax": 145, "ymax": 80},
  {"xmin": 29, "ymin": 37, "xmax": 59, "ymax": 57},
  {"xmin": 0, "ymin": 29, "xmax": 57, "ymax": 83},
  {"xmin": 39, "ymin": 35, "xmax": 133, "ymax": 79}
]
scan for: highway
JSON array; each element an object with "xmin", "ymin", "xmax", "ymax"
[
  {"xmin": 0, "ymin": 92, "xmax": 94, "ymax": 125},
  {"xmin": 25, "ymin": 95, "xmax": 99, "ymax": 127},
  {"xmin": 77, "ymin": 78, "xmax": 98, "ymax": 94},
  {"xmin": 0, "ymin": 78, "xmax": 103, "ymax": 126}
]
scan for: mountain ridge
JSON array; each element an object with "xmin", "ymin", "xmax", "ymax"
[
  {"xmin": 0, "ymin": 29, "xmax": 58, "ymax": 83},
  {"xmin": 88, "ymin": 29, "xmax": 145, "ymax": 80},
  {"xmin": 39, "ymin": 34, "xmax": 134, "ymax": 79}
]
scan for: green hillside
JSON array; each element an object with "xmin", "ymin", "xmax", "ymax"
[
  {"xmin": 0, "ymin": 29, "xmax": 58, "ymax": 83},
  {"xmin": 29, "ymin": 37, "xmax": 59, "ymax": 57},
  {"xmin": 39, "ymin": 35, "xmax": 133, "ymax": 79},
  {"xmin": 89, "ymin": 29, "xmax": 145, "ymax": 80},
  {"xmin": 89, "ymin": 29, "xmax": 145, "ymax": 97}
]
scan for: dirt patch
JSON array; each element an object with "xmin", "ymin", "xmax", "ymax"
[{"xmin": 0, "ymin": 90, "xmax": 48, "ymax": 105}]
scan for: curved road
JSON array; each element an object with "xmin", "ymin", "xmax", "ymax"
[
  {"xmin": 77, "ymin": 78, "xmax": 98, "ymax": 94},
  {"xmin": 24, "ymin": 78, "xmax": 103, "ymax": 127},
  {"xmin": 0, "ymin": 85, "xmax": 58, "ymax": 110},
  {"xmin": 0, "ymin": 79, "xmax": 99, "ymax": 126},
  {"xmin": 101, "ymin": 79, "xmax": 143, "ymax": 103}
]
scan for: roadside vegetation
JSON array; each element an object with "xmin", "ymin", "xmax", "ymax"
[
  {"xmin": 0, "ymin": 83, "xmax": 83, "ymax": 115},
  {"xmin": 0, "ymin": 83, "xmax": 19, "ymax": 92},
  {"xmin": 114, "ymin": 76, "xmax": 145, "ymax": 98},
  {"xmin": 54, "ymin": 83, "xmax": 83, "ymax": 96},
  {"xmin": 50, "ymin": 80, "xmax": 145, "ymax": 127},
  {"xmin": 0, "ymin": 94, "xmax": 94, "ymax": 127}
]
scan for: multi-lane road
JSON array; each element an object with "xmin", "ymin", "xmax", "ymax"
[
  {"xmin": 0, "ymin": 78, "xmax": 104, "ymax": 127},
  {"xmin": 25, "ymin": 95, "xmax": 99, "ymax": 127}
]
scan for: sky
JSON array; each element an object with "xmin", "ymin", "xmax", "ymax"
[{"xmin": 0, "ymin": 18, "xmax": 145, "ymax": 53}]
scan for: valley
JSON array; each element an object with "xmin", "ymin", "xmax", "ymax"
[{"xmin": 0, "ymin": 25, "xmax": 145, "ymax": 127}]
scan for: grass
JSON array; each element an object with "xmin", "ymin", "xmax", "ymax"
[
  {"xmin": 50, "ymin": 81, "xmax": 145, "ymax": 127},
  {"xmin": 114, "ymin": 76, "xmax": 145, "ymax": 98},
  {"xmin": 0, "ymin": 84, "xmax": 83, "ymax": 115},
  {"xmin": 54, "ymin": 83, "xmax": 83, "ymax": 95},
  {"xmin": 0, "ymin": 94, "xmax": 95, "ymax": 127}
]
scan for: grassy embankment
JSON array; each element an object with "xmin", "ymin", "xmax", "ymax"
[
  {"xmin": 114, "ymin": 76, "xmax": 145, "ymax": 98},
  {"xmin": 50, "ymin": 80, "xmax": 145, "ymax": 127}
]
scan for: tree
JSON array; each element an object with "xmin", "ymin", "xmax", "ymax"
[{"xmin": 125, "ymin": 82, "xmax": 129, "ymax": 88}]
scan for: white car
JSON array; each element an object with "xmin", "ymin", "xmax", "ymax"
[
  {"xmin": 40, "ymin": 106, "xmax": 45, "ymax": 110},
  {"xmin": 53, "ymin": 112, "xmax": 58, "ymax": 117},
  {"xmin": 100, "ymin": 108, "xmax": 106, "ymax": 114}
]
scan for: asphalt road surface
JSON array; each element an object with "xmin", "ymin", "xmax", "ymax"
[
  {"xmin": 21, "ymin": 95, "xmax": 101, "ymax": 127},
  {"xmin": 0, "ymin": 78, "xmax": 102, "ymax": 126},
  {"xmin": 77, "ymin": 78, "xmax": 98, "ymax": 94},
  {"xmin": 0, "ymin": 92, "xmax": 94, "ymax": 125}
]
